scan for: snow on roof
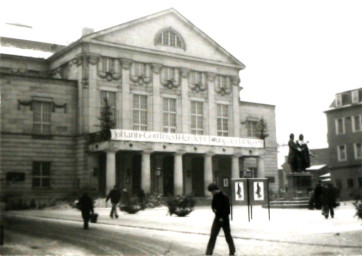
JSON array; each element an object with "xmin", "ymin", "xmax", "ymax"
[
  {"xmin": 0, "ymin": 45, "xmax": 53, "ymax": 58},
  {"xmin": 320, "ymin": 172, "xmax": 331, "ymax": 178},
  {"xmin": 306, "ymin": 164, "xmax": 327, "ymax": 171}
]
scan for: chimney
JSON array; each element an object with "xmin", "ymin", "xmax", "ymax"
[{"xmin": 82, "ymin": 27, "xmax": 94, "ymax": 36}]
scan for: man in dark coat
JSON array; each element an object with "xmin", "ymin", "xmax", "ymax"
[
  {"xmin": 321, "ymin": 183, "xmax": 338, "ymax": 219},
  {"xmin": 78, "ymin": 193, "xmax": 94, "ymax": 229},
  {"xmin": 288, "ymin": 133, "xmax": 300, "ymax": 172},
  {"xmin": 106, "ymin": 185, "xmax": 121, "ymax": 219},
  {"xmin": 205, "ymin": 183, "xmax": 235, "ymax": 256}
]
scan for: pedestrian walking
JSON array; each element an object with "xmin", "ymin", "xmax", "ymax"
[
  {"xmin": 321, "ymin": 183, "xmax": 338, "ymax": 219},
  {"xmin": 106, "ymin": 185, "xmax": 121, "ymax": 219},
  {"xmin": 78, "ymin": 193, "xmax": 94, "ymax": 230},
  {"xmin": 205, "ymin": 183, "xmax": 235, "ymax": 256}
]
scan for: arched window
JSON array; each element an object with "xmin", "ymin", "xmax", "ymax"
[{"xmin": 155, "ymin": 28, "xmax": 186, "ymax": 50}]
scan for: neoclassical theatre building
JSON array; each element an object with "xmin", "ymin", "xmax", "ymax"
[{"xmin": 1, "ymin": 9, "xmax": 278, "ymax": 200}]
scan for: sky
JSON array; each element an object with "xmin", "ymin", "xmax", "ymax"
[{"xmin": 2, "ymin": 0, "xmax": 362, "ymax": 152}]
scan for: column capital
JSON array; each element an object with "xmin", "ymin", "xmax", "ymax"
[
  {"xmin": 206, "ymin": 72, "xmax": 216, "ymax": 82},
  {"xmin": 180, "ymin": 68, "xmax": 190, "ymax": 78},
  {"xmin": 151, "ymin": 63, "xmax": 163, "ymax": 74},
  {"xmin": 175, "ymin": 150, "xmax": 186, "ymax": 156},
  {"xmin": 204, "ymin": 152, "xmax": 214, "ymax": 157},
  {"xmin": 142, "ymin": 149, "xmax": 153, "ymax": 155},
  {"xmin": 232, "ymin": 153, "xmax": 242, "ymax": 158},
  {"xmin": 121, "ymin": 59, "xmax": 132, "ymax": 70},
  {"xmin": 87, "ymin": 55, "xmax": 99, "ymax": 65},
  {"xmin": 231, "ymin": 76, "xmax": 241, "ymax": 86}
]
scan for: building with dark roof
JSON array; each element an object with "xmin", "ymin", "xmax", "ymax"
[
  {"xmin": 324, "ymin": 88, "xmax": 362, "ymax": 200},
  {"xmin": 0, "ymin": 9, "xmax": 278, "ymax": 203}
]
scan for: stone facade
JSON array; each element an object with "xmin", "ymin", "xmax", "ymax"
[
  {"xmin": 325, "ymin": 88, "xmax": 362, "ymax": 200},
  {"xmin": 0, "ymin": 9, "xmax": 278, "ymax": 200}
]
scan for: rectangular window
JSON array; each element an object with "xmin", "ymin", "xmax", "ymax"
[
  {"xmin": 354, "ymin": 143, "xmax": 362, "ymax": 159},
  {"xmin": 32, "ymin": 161, "xmax": 50, "ymax": 188},
  {"xmin": 352, "ymin": 115, "xmax": 361, "ymax": 132},
  {"xmin": 101, "ymin": 57, "xmax": 114, "ymax": 72},
  {"xmin": 191, "ymin": 101, "xmax": 204, "ymax": 135},
  {"xmin": 347, "ymin": 179, "xmax": 354, "ymax": 189},
  {"xmin": 335, "ymin": 179, "xmax": 343, "ymax": 190},
  {"xmin": 134, "ymin": 62, "xmax": 145, "ymax": 77},
  {"xmin": 351, "ymin": 90, "xmax": 359, "ymax": 104},
  {"xmin": 33, "ymin": 101, "xmax": 52, "ymax": 135},
  {"xmin": 217, "ymin": 104, "xmax": 229, "ymax": 136},
  {"xmin": 133, "ymin": 94, "xmax": 148, "ymax": 131},
  {"xmin": 337, "ymin": 145, "xmax": 347, "ymax": 161},
  {"xmin": 247, "ymin": 120, "xmax": 258, "ymax": 137},
  {"xmin": 100, "ymin": 91, "xmax": 117, "ymax": 126},
  {"xmin": 163, "ymin": 98, "xmax": 176, "ymax": 133},
  {"xmin": 335, "ymin": 118, "xmax": 345, "ymax": 135},
  {"xmin": 6, "ymin": 172, "xmax": 25, "ymax": 182},
  {"xmin": 335, "ymin": 94, "xmax": 342, "ymax": 106}
]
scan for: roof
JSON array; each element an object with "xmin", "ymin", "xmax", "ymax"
[{"xmin": 325, "ymin": 87, "xmax": 362, "ymax": 111}]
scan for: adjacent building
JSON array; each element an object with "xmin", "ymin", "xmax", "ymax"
[
  {"xmin": 325, "ymin": 88, "xmax": 362, "ymax": 199},
  {"xmin": 0, "ymin": 9, "xmax": 278, "ymax": 202}
]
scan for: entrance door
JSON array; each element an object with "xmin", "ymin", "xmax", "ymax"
[
  {"xmin": 191, "ymin": 157, "xmax": 204, "ymax": 196},
  {"xmin": 163, "ymin": 156, "xmax": 174, "ymax": 196},
  {"xmin": 132, "ymin": 154, "xmax": 141, "ymax": 194}
]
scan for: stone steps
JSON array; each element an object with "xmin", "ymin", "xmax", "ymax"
[{"xmin": 263, "ymin": 197, "xmax": 310, "ymax": 209}]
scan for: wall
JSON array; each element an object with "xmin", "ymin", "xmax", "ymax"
[{"xmin": 0, "ymin": 74, "xmax": 78, "ymax": 199}]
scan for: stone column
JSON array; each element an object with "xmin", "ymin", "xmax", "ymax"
[
  {"xmin": 106, "ymin": 150, "xmax": 116, "ymax": 194},
  {"xmin": 141, "ymin": 151, "xmax": 151, "ymax": 193},
  {"xmin": 77, "ymin": 55, "xmax": 89, "ymax": 134},
  {"xmin": 231, "ymin": 155, "xmax": 240, "ymax": 179},
  {"xmin": 151, "ymin": 64, "xmax": 163, "ymax": 132},
  {"xmin": 204, "ymin": 153, "xmax": 213, "ymax": 196},
  {"xmin": 121, "ymin": 59, "xmax": 132, "ymax": 130},
  {"xmin": 232, "ymin": 76, "xmax": 241, "ymax": 137},
  {"xmin": 207, "ymin": 72, "xmax": 216, "ymax": 135},
  {"xmin": 87, "ymin": 55, "xmax": 99, "ymax": 133},
  {"xmin": 174, "ymin": 152, "xmax": 184, "ymax": 195},
  {"xmin": 180, "ymin": 68, "xmax": 190, "ymax": 133},
  {"xmin": 257, "ymin": 156, "xmax": 265, "ymax": 178}
]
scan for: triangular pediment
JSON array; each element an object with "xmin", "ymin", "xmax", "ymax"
[{"xmin": 84, "ymin": 9, "xmax": 244, "ymax": 68}]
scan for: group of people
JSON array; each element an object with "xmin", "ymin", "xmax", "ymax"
[
  {"xmin": 77, "ymin": 183, "xmax": 234, "ymax": 255},
  {"xmin": 310, "ymin": 180, "xmax": 339, "ymax": 219},
  {"xmin": 288, "ymin": 133, "xmax": 311, "ymax": 172},
  {"xmin": 76, "ymin": 186, "xmax": 146, "ymax": 229}
]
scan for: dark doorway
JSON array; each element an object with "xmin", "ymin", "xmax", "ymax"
[
  {"xmin": 191, "ymin": 156, "xmax": 204, "ymax": 196},
  {"xmin": 98, "ymin": 152, "xmax": 106, "ymax": 196},
  {"xmin": 132, "ymin": 154, "xmax": 141, "ymax": 194},
  {"xmin": 163, "ymin": 155, "xmax": 174, "ymax": 196}
]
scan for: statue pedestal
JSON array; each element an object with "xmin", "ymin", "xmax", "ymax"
[{"xmin": 285, "ymin": 172, "xmax": 313, "ymax": 199}]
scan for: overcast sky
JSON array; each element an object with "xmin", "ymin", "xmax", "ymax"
[{"xmin": 2, "ymin": 0, "xmax": 361, "ymax": 150}]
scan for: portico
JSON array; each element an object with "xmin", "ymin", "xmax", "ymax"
[{"xmin": 89, "ymin": 129, "xmax": 264, "ymax": 196}]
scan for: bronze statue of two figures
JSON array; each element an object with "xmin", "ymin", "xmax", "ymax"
[{"xmin": 288, "ymin": 134, "xmax": 311, "ymax": 172}]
